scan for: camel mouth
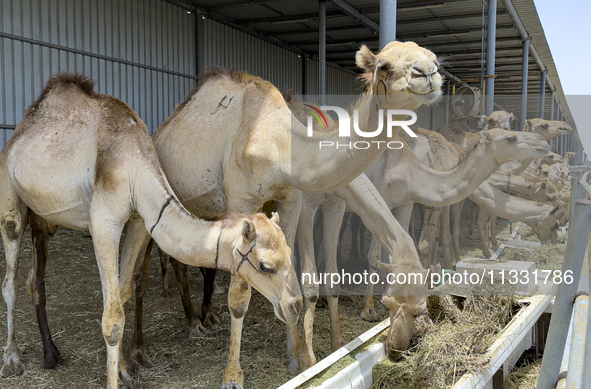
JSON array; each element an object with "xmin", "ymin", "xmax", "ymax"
[
  {"xmin": 409, "ymin": 89, "xmax": 442, "ymax": 104},
  {"xmin": 273, "ymin": 297, "xmax": 300, "ymax": 326}
]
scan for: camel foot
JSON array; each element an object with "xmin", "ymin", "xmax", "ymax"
[
  {"xmin": 1, "ymin": 346, "xmax": 25, "ymax": 377},
  {"xmin": 360, "ymin": 307, "xmax": 380, "ymax": 322},
  {"xmin": 482, "ymin": 248, "xmax": 492, "ymax": 259},
  {"xmin": 331, "ymin": 337, "xmax": 346, "ymax": 352},
  {"xmin": 188, "ymin": 320, "xmax": 207, "ymax": 339},
  {"xmin": 221, "ymin": 382, "xmax": 244, "ymax": 389},
  {"xmin": 214, "ymin": 282, "xmax": 228, "ymax": 295},
  {"xmin": 316, "ymin": 295, "xmax": 327, "ymax": 308},
  {"xmin": 43, "ymin": 344, "xmax": 64, "ymax": 370},
  {"xmin": 288, "ymin": 356, "xmax": 299, "ymax": 372},
  {"xmin": 119, "ymin": 370, "xmax": 141, "ymax": 389},
  {"xmin": 128, "ymin": 344, "xmax": 153, "ymax": 371},
  {"xmin": 298, "ymin": 349, "xmax": 316, "ymax": 373},
  {"xmin": 200, "ymin": 308, "xmax": 220, "ymax": 328}
]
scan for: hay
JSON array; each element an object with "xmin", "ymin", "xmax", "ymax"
[
  {"xmin": 499, "ymin": 245, "xmax": 565, "ymax": 270},
  {"xmin": 371, "ymin": 294, "xmax": 519, "ymax": 389},
  {"xmin": 505, "ymin": 359, "xmax": 541, "ymax": 389}
]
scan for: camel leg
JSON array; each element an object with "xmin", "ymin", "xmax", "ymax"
[
  {"xmin": 127, "ymin": 239, "xmax": 155, "ymax": 372},
  {"xmin": 0, "ymin": 198, "xmax": 27, "ymax": 377},
  {"xmin": 439, "ymin": 206, "xmax": 452, "ymax": 269},
  {"xmin": 478, "ymin": 208, "xmax": 492, "ymax": 258},
  {"xmin": 418, "ymin": 206, "xmax": 442, "ymax": 268},
  {"xmin": 360, "ymin": 236, "xmax": 381, "ymax": 322},
  {"xmin": 393, "ymin": 203, "xmax": 414, "ymax": 233},
  {"xmin": 222, "ymin": 275, "xmax": 251, "ymax": 389},
  {"xmin": 89, "ymin": 207, "xmax": 128, "ymax": 389},
  {"xmin": 199, "ymin": 268, "xmax": 219, "ymax": 327},
  {"xmin": 348, "ymin": 213, "xmax": 360, "ymax": 261},
  {"xmin": 450, "ymin": 200, "xmax": 465, "ymax": 265},
  {"xmin": 170, "ymin": 259, "xmax": 206, "ymax": 338},
  {"xmin": 27, "ymin": 212, "xmax": 62, "ymax": 370},
  {"xmin": 158, "ymin": 247, "xmax": 173, "ymax": 296},
  {"xmin": 296, "ymin": 196, "xmax": 319, "ymax": 369},
  {"xmin": 275, "ymin": 192, "xmax": 304, "ymax": 372},
  {"xmin": 322, "ymin": 198, "xmax": 346, "ymax": 352},
  {"xmin": 490, "ymin": 215, "xmax": 499, "ymax": 249},
  {"xmin": 469, "ymin": 202, "xmax": 478, "ymax": 237}
]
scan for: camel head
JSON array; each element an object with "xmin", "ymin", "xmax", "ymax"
[
  {"xmin": 481, "ymin": 110, "xmax": 514, "ymax": 130},
  {"xmin": 225, "ymin": 212, "xmax": 302, "ymax": 326},
  {"xmin": 530, "ymin": 204, "xmax": 563, "ymax": 242},
  {"xmin": 477, "ymin": 128, "xmax": 549, "ymax": 164},
  {"xmin": 376, "ymin": 261, "xmax": 434, "ymax": 360},
  {"xmin": 523, "ymin": 118, "xmax": 572, "ymax": 140},
  {"xmin": 356, "ymin": 41, "xmax": 442, "ymax": 110},
  {"xmin": 564, "ymin": 152, "xmax": 577, "ymax": 162},
  {"xmin": 542, "ymin": 152, "xmax": 564, "ymax": 166}
]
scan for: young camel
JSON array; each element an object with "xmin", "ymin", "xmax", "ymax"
[
  {"xmin": 0, "ymin": 74, "xmax": 300, "ymax": 389},
  {"xmin": 128, "ymin": 41, "xmax": 443, "ymax": 373}
]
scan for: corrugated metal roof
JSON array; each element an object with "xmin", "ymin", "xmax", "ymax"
[{"xmin": 170, "ymin": 0, "xmax": 578, "ymax": 142}]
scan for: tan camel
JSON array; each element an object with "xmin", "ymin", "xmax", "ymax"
[
  {"xmin": 481, "ymin": 110, "xmax": 514, "ymax": 130},
  {"xmin": 553, "ymin": 152, "xmax": 577, "ymax": 179},
  {"xmin": 129, "ymin": 41, "xmax": 443, "ymax": 374},
  {"xmin": 294, "ymin": 100, "xmax": 548, "ymax": 344},
  {"xmin": 437, "ymin": 120, "xmax": 570, "ymax": 256},
  {"xmin": 0, "ymin": 74, "xmax": 300, "ymax": 389}
]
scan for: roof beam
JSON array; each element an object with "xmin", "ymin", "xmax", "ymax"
[{"xmin": 332, "ymin": 0, "xmax": 379, "ymax": 31}]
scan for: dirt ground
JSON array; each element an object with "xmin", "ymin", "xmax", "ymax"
[{"xmin": 0, "ymin": 199, "xmax": 545, "ymax": 388}]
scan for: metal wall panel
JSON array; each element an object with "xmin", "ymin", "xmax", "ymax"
[
  {"xmin": 0, "ymin": 0, "xmax": 196, "ymax": 149},
  {"xmin": 202, "ymin": 18, "xmax": 304, "ymax": 94}
]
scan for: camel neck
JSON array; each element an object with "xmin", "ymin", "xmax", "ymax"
[
  {"xmin": 133, "ymin": 168, "xmax": 229, "ymax": 271},
  {"xmin": 290, "ymin": 95, "xmax": 420, "ymax": 193}
]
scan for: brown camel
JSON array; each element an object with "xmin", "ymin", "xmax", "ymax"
[{"xmin": 0, "ymin": 73, "xmax": 299, "ymax": 389}]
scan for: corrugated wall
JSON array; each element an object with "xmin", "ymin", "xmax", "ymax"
[
  {"xmin": 0, "ymin": 0, "xmax": 197, "ymax": 148},
  {"xmin": 1, "ymin": 1, "xmax": 362, "ymax": 150}
]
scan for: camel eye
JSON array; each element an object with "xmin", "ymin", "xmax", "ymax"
[
  {"xmin": 260, "ymin": 262, "xmax": 275, "ymax": 274},
  {"xmin": 542, "ymin": 124, "xmax": 549, "ymax": 129},
  {"xmin": 507, "ymin": 136, "xmax": 516, "ymax": 142}
]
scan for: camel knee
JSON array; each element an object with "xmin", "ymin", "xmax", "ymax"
[
  {"xmin": 301, "ymin": 282, "xmax": 319, "ymax": 304},
  {"xmin": 102, "ymin": 302, "xmax": 125, "ymax": 346}
]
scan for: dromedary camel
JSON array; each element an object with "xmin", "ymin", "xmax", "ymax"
[
  {"xmin": 298, "ymin": 126, "xmax": 550, "ymax": 341},
  {"xmin": 126, "ymin": 41, "xmax": 443, "ymax": 374},
  {"xmin": 0, "ymin": 74, "xmax": 300, "ymax": 389},
  {"xmin": 436, "ymin": 119, "xmax": 571, "ymax": 256}
]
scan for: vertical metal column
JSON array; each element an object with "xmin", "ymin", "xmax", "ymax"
[
  {"xmin": 537, "ymin": 197, "xmax": 591, "ymax": 389},
  {"xmin": 319, "ymin": 1, "xmax": 326, "ymax": 105},
  {"xmin": 195, "ymin": 10, "xmax": 205, "ymax": 75},
  {"xmin": 302, "ymin": 54, "xmax": 307, "ymax": 95},
  {"xmin": 444, "ymin": 79, "xmax": 451, "ymax": 124},
  {"xmin": 379, "ymin": 0, "xmax": 397, "ymax": 49},
  {"xmin": 484, "ymin": 0, "xmax": 497, "ymax": 115},
  {"xmin": 550, "ymin": 89, "xmax": 555, "ymax": 120},
  {"xmin": 520, "ymin": 37, "xmax": 530, "ymax": 131},
  {"xmin": 539, "ymin": 70, "xmax": 547, "ymax": 119}
]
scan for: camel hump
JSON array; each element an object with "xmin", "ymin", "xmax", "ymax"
[{"xmin": 26, "ymin": 72, "xmax": 97, "ymax": 116}]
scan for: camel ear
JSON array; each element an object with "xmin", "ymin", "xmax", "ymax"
[
  {"xmin": 241, "ymin": 219, "xmax": 256, "ymax": 242},
  {"xmin": 356, "ymin": 45, "xmax": 377, "ymax": 73},
  {"xmin": 270, "ymin": 212, "xmax": 280, "ymax": 224},
  {"xmin": 509, "ymin": 113, "xmax": 515, "ymax": 122},
  {"xmin": 479, "ymin": 130, "xmax": 492, "ymax": 143},
  {"xmin": 523, "ymin": 119, "xmax": 532, "ymax": 132}
]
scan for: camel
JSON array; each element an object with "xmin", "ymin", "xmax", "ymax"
[
  {"xmin": 0, "ymin": 73, "xmax": 300, "ymax": 389},
  {"xmin": 127, "ymin": 41, "xmax": 443, "ymax": 374},
  {"xmin": 553, "ymin": 152, "xmax": 577, "ymax": 179},
  {"xmin": 481, "ymin": 110, "xmax": 514, "ymax": 130},
  {"xmin": 436, "ymin": 120, "xmax": 571, "ymax": 256},
  {"xmin": 293, "ymin": 94, "xmax": 549, "ymax": 346}
]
